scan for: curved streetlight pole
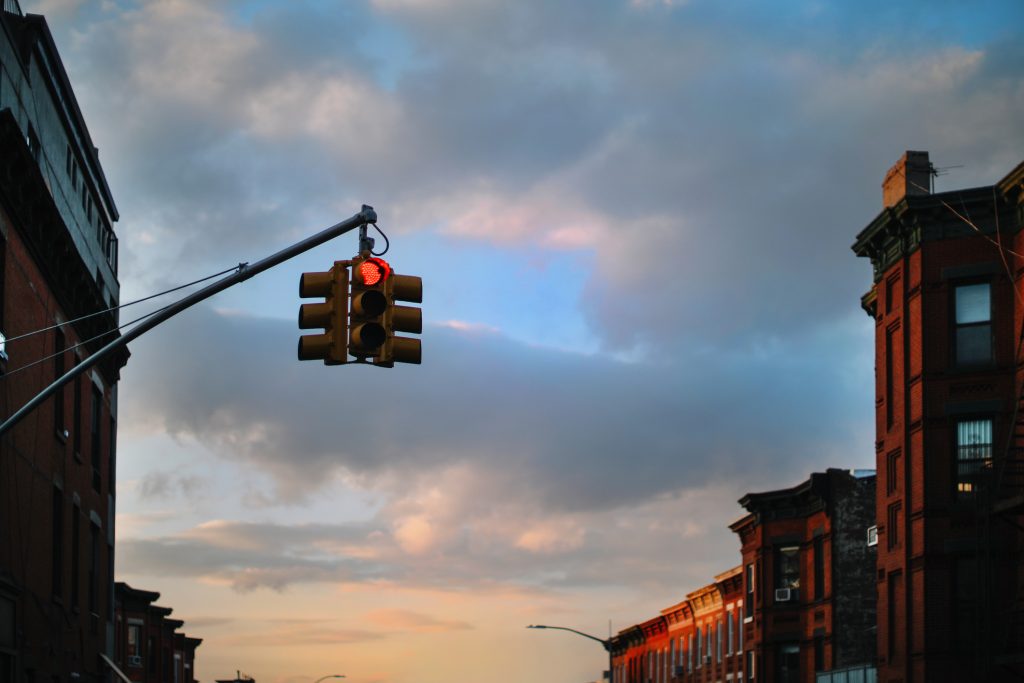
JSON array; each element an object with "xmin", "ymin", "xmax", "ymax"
[
  {"xmin": 313, "ymin": 676, "xmax": 345, "ymax": 683},
  {"xmin": 527, "ymin": 624, "xmax": 614, "ymax": 683}
]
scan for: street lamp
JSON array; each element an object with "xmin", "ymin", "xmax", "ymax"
[
  {"xmin": 313, "ymin": 676, "xmax": 345, "ymax": 683},
  {"xmin": 527, "ymin": 624, "xmax": 614, "ymax": 683}
]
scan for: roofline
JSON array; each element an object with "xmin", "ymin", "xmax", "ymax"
[{"xmin": 23, "ymin": 13, "xmax": 119, "ymax": 221}]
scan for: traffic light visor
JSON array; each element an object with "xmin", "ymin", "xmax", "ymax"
[{"xmin": 358, "ymin": 257, "xmax": 391, "ymax": 286}]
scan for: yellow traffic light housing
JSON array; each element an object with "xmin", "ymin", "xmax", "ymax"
[
  {"xmin": 376, "ymin": 272, "xmax": 423, "ymax": 366},
  {"xmin": 297, "ymin": 262, "xmax": 347, "ymax": 365}
]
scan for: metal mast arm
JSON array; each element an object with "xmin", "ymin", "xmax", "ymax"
[
  {"xmin": 527, "ymin": 625, "xmax": 611, "ymax": 650},
  {"xmin": 0, "ymin": 205, "xmax": 378, "ymax": 438}
]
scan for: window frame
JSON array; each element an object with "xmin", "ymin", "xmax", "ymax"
[
  {"xmin": 952, "ymin": 281, "xmax": 994, "ymax": 368},
  {"xmin": 955, "ymin": 416, "xmax": 994, "ymax": 499}
]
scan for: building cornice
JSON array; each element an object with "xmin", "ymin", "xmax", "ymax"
[{"xmin": 852, "ymin": 184, "xmax": 1017, "ymax": 283}]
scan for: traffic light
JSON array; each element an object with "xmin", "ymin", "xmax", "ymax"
[
  {"xmin": 348, "ymin": 254, "xmax": 390, "ymax": 360},
  {"xmin": 377, "ymin": 270, "xmax": 422, "ymax": 366},
  {"xmin": 297, "ymin": 262, "xmax": 347, "ymax": 364}
]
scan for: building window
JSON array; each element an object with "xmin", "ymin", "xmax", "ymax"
[
  {"xmin": 90, "ymin": 385, "xmax": 102, "ymax": 492},
  {"xmin": 886, "ymin": 449, "xmax": 901, "ymax": 495},
  {"xmin": 776, "ymin": 643, "xmax": 800, "ymax": 683},
  {"xmin": 746, "ymin": 651, "xmax": 755, "ymax": 681},
  {"xmin": 696, "ymin": 626, "xmax": 702, "ymax": 667},
  {"xmin": 954, "ymin": 282, "xmax": 992, "ymax": 366},
  {"xmin": 814, "ymin": 636, "xmax": 825, "ymax": 671},
  {"xmin": 727, "ymin": 611, "xmax": 734, "ymax": 655},
  {"xmin": 72, "ymin": 370, "xmax": 82, "ymax": 458},
  {"xmin": 957, "ymin": 418, "xmax": 993, "ymax": 497},
  {"xmin": 51, "ymin": 487, "xmax": 63, "ymax": 598},
  {"xmin": 27, "ymin": 125, "xmax": 41, "ymax": 162},
  {"xmin": 813, "ymin": 536, "xmax": 825, "ymax": 600},
  {"xmin": 54, "ymin": 329, "xmax": 65, "ymax": 436},
  {"xmin": 954, "ymin": 557, "xmax": 977, "ymax": 652},
  {"xmin": 885, "ymin": 325, "xmax": 895, "ymax": 429},
  {"xmin": 716, "ymin": 619, "xmax": 722, "ymax": 662},
  {"xmin": 70, "ymin": 505, "xmax": 80, "ymax": 608},
  {"xmin": 887, "ymin": 502, "xmax": 902, "ymax": 549},
  {"xmin": 127, "ymin": 624, "xmax": 141, "ymax": 661},
  {"xmin": 688, "ymin": 634, "xmax": 694, "ymax": 672},
  {"xmin": 775, "ymin": 546, "xmax": 800, "ymax": 596},
  {"xmin": 745, "ymin": 563, "xmax": 755, "ymax": 618},
  {"xmin": 88, "ymin": 521, "xmax": 99, "ymax": 616}
]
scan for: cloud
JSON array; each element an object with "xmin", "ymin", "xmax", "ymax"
[
  {"xmin": 120, "ymin": 306, "xmax": 872, "ymax": 507},
  {"xmin": 363, "ymin": 608, "xmax": 473, "ymax": 632},
  {"xmin": 218, "ymin": 620, "xmax": 385, "ymax": 647}
]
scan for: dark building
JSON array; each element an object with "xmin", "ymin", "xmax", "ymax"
[
  {"xmin": 853, "ymin": 152, "xmax": 1024, "ymax": 681},
  {"xmin": 0, "ymin": 3, "xmax": 126, "ymax": 683},
  {"xmin": 731, "ymin": 469, "xmax": 877, "ymax": 683},
  {"xmin": 113, "ymin": 584, "xmax": 201, "ymax": 683}
]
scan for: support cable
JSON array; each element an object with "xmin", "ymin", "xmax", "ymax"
[
  {"xmin": 0, "ymin": 205, "xmax": 376, "ymax": 438},
  {"xmin": 1, "ymin": 263, "xmax": 244, "ymax": 346},
  {"xmin": 1, "ymin": 302, "xmax": 174, "ymax": 379}
]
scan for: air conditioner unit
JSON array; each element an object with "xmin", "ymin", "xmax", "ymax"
[
  {"xmin": 128, "ymin": 656, "xmax": 142, "ymax": 667},
  {"xmin": 867, "ymin": 525, "xmax": 878, "ymax": 547},
  {"xmin": 775, "ymin": 587, "xmax": 796, "ymax": 602}
]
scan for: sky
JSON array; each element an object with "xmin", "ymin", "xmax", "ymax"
[{"xmin": 25, "ymin": 0, "xmax": 1024, "ymax": 681}]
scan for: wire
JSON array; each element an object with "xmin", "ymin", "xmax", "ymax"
[
  {"xmin": 2, "ymin": 263, "xmax": 244, "ymax": 346},
  {"xmin": 0, "ymin": 302, "xmax": 175, "ymax": 380},
  {"xmin": 371, "ymin": 223, "xmax": 390, "ymax": 256},
  {"xmin": 897, "ymin": 166, "xmax": 1024, "ymax": 260}
]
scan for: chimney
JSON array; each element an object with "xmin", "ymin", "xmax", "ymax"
[{"xmin": 882, "ymin": 150, "xmax": 931, "ymax": 208}]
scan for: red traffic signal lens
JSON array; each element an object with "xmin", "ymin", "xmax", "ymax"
[{"xmin": 358, "ymin": 257, "xmax": 391, "ymax": 286}]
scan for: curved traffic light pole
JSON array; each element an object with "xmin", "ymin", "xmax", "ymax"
[{"xmin": 0, "ymin": 205, "xmax": 378, "ymax": 439}]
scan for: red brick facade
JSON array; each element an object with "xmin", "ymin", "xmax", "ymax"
[
  {"xmin": 612, "ymin": 570, "xmax": 744, "ymax": 683},
  {"xmin": 853, "ymin": 152, "xmax": 1024, "ymax": 681},
  {"xmin": 732, "ymin": 470, "xmax": 876, "ymax": 683},
  {"xmin": 610, "ymin": 470, "xmax": 875, "ymax": 683}
]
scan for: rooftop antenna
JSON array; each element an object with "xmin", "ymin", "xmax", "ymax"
[{"xmin": 930, "ymin": 163, "xmax": 964, "ymax": 193}]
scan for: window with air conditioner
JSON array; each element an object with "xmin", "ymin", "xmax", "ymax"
[{"xmin": 774, "ymin": 546, "xmax": 800, "ymax": 603}]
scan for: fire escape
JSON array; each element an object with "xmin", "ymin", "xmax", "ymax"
[{"xmin": 976, "ymin": 251, "xmax": 1024, "ymax": 679}]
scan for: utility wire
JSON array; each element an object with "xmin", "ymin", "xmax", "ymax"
[
  {"xmin": 1, "ymin": 302, "xmax": 175, "ymax": 380},
  {"xmin": 2, "ymin": 263, "xmax": 245, "ymax": 346}
]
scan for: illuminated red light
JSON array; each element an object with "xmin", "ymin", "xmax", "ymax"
[{"xmin": 359, "ymin": 257, "xmax": 391, "ymax": 286}]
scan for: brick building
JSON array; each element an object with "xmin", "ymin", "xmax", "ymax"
[
  {"xmin": 608, "ymin": 469, "xmax": 875, "ymax": 683},
  {"xmin": 853, "ymin": 152, "xmax": 1024, "ymax": 681},
  {"xmin": 611, "ymin": 569, "xmax": 744, "ymax": 683},
  {"xmin": 113, "ymin": 584, "xmax": 201, "ymax": 683},
  {"xmin": 0, "ymin": 3, "xmax": 126, "ymax": 683},
  {"xmin": 731, "ymin": 469, "xmax": 876, "ymax": 683}
]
